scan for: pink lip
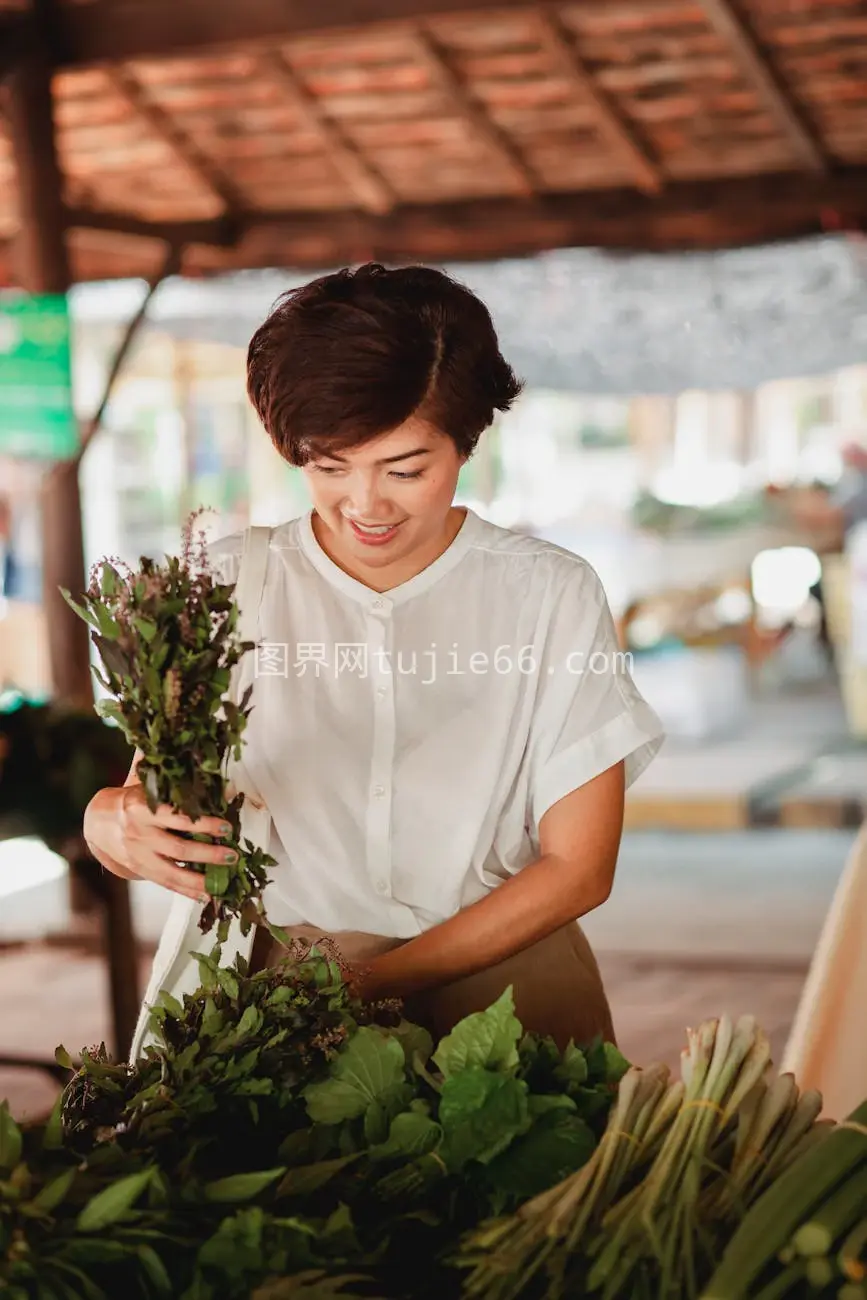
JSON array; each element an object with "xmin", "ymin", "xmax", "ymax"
[{"xmin": 347, "ymin": 518, "xmax": 404, "ymax": 546}]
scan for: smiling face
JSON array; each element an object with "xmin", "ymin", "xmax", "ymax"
[{"xmin": 302, "ymin": 416, "xmax": 466, "ymax": 589}]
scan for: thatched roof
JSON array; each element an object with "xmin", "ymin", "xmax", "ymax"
[
  {"xmin": 3, "ymin": 0, "xmax": 867, "ymax": 283},
  {"xmin": 72, "ymin": 232, "xmax": 867, "ymax": 394}
]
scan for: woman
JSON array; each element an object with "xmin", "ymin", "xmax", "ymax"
[{"xmin": 83, "ymin": 263, "xmax": 664, "ymax": 1060}]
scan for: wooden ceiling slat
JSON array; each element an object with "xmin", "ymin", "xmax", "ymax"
[
  {"xmin": 257, "ymin": 51, "xmax": 396, "ymax": 214},
  {"xmin": 35, "ymin": 168, "xmax": 867, "ymax": 269},
  {"xmin": 409, "ymin": 24, "xmax": 541, "ymax": 197},
  {"xmin": 759, "ymin": 15, "xmax": 867, "ymax": 46},
  {"xmin": 536, "ymin": 9, "xmax": 663, "ymax": 193},
  {"xmin": 104, "ymin": 67, "xmax": 247, "ymax": 213},
  {"xmin": 696, "ymin": 0, "xmax": 829, "ymax": 170},
  {"xmin": 565, "ymin": 3, "xmax": 708, "ymax": 37},
  {"xmin": 592, "ymin": 56, "xmax": 740, "ymax": 91},
  {"xmin": 290, "ymin": 62, "xmax": 429, "ymax": 96}
]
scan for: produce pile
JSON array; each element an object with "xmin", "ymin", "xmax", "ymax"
[
  {"xmin": 0, "ymin": 945, "xmax": 628, "ymax": 1300},
  {"xmin": 2, "ymin": 514, "xmax": 862, "ymax": 1299},
  {"xmin": 460, "ymin": 1018, "xmax": 867, "ymax": 1300},
  {"xmin": 3, "ymin": 965, "xmax": 866, "ymax": 1300}
]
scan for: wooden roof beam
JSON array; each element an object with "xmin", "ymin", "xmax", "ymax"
[
  {"xmin": 697, "ymin": 0, "xmax": 828, "ymax": 174},
  {"xmin": 104, "ymin": 67, "xmax": 248, "ymax": 213},
  {"xmin": 51, "ymin": 168, "xmax": 867, "ymax": 267},
  {"xmin": 0, "ymin": 0, "xmax": 547, "ymax": 71},
  {"xmin": 410, "ymin": 24, "xmax": 540, "ymax": 199},
  {"xmin": 64, "ymin": 204, "xmax": 239, "ymax": 246},
  {"xmin": 536, "ymin": 9, "xmax": 662, "ymax": 195},
  {"xmin": 258, "ymin": 51, "xmax": 395, "ymax": 215}
]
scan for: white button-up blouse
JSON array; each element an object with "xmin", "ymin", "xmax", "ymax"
[{"xmin": 207, "ymin": 507, "xmax": 664, "ymax": 939}]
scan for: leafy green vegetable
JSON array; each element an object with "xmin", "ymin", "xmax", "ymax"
[
  {"xmin": 303, "ymin": 1029, "xmax": 406, "ymax": 1124},
  {"xmin": 432, "ymin": 988, "xmax": 522, "ymax": 1079}
]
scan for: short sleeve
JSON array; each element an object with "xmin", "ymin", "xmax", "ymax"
[{"xmin": 527, "ymin": 560, "xmax": 665, "ymax": 831}]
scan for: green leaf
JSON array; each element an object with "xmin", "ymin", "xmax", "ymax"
[
  {"xmin": 205, "ymin": 863, "xmax": 230, "ymax": 898},
  {"xmin": 554, "ymin": 1042, "xmax": 588, "ymax": 1089},
  {"xmin": 202, "ymin": 1168, "xmax": 285, "ymax": 1203},
  {"xmin": 157, "ymin": 991, "xmax": 184, "ymax": 1019},
  {"xmin": 389, "ymin": 1019, "xmax": 434, "ymax": 1069},
  {"xmin": 235, "ymin": 1005, "xmax": 264, "ymax": 1039},
  {"xmin": 43, "ymin": 1090, "xmax": 65, "ymax": 1152},
  {"xmin": 363, "ymin": 1083, "xmax": 414, "ymax": 1146},
  {"xmin": 94, "ymin": 604, "xmax": 121, "ymax": 641},
  {"xmin": 438, "ymin": 1068, "xmax": 530, "ymax": 1171},
  {"xmin": 93, "ymin": 698, "xmax": 125, "ymax": 728},
  {"xmin": 32, "ymin": 1167, "xmax": 77, "ymax": 1213},
  {"xmin": 603, "ymin": 1042, "xmax": 631, "ymax": 1084},
  {"xmin": 484, "ymin": 1111, "xmax": 597, "ymax": 1200},
  {"xmin": 370, "ymin": 1111, "xmax": 443, "ymax": 1161},
  {"xmin": 528, "ymin": 1094, "xmax": 577, "ymax": 1118},
  {"xmin": 60, "ymin": 586, "xmax": 100, "ymax": 630},
  {"xmin": 216, "ymin": 968, "xmax": 240, "ymax": 999},
  {"xmin": 201, "ymin": 997, "xmax": 224, "ymax": 1038},
  {"xmin": 432, "ymin": 987, "xmax": 522, "ymax": 1079},
  {"xmin": 76, "ymin": 1168, "xmax": 154, "ymax": 1232},
  {"xmin": 137, "ymin": 1244, "xmax": 173, "ymax": 1296},
  {"xmin": 276, "ymin": 1154, "xmax": 362, "ymax": 1198},
  {"xmin": 304, "ymin": 1027, "xmax": 406, "ymax": 1124},
  {"xmin": 133, "ymin": 616, "xmax": 158, "ymax": 643},
  {"xmin": 100, "ymin": 563, "xmax": 120, "ymax": 598},
  {"xmin": 54, "ymin": 1045, "xmax": 75, "ymax": 1071},
  {"xmin": 0, "ymin": 1102, "xmax": 23, "ymax": 1172}
]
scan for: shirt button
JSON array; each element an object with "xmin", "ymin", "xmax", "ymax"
[
  {"xmin": 376, "ymin": 685, "xmax": 387, "ymax": 700},
  {"xmin": 375, "ymin": 879, "xmax": 389, "ymax": 895},
  {"xmin": 373, "ymin": 784, "xmax": 386, "ymax": 798},
  {"xmin": 371, "ymin": 598, "xmax": 385, "ymax": 610}
]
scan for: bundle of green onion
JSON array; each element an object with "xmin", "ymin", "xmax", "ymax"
[
  {"xmin": 702, "ymin": 1097, "xmax": 867, "ymax": 1299},
  {"xmin": 457, "ymin": 1015, "xmax": 830, "ymax": 1300}
]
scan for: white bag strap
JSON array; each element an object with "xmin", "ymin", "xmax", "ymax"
[{"xmin": 229, "ymin": 525, "xmax": 272, "ymax": 707}]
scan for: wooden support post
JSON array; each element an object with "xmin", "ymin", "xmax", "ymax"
[
  {"xmin": 6, "ymin": 32, "xmax": 140, "ymax": 1058},
  {"xmin": 6, "ymin": 47, "xmax": 93, "ymax": 713}
]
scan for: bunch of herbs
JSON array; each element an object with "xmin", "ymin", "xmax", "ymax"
[{"xmin": 60, "ymin": 509, "xmax": 275, "ymax": 941}]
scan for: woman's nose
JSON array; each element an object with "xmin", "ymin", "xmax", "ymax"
[{"xmin": 346, "ymin": 476, "xmax": 385, "ymax": 516}]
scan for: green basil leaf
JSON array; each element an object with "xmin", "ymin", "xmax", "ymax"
[
  {"xmin": 32, "ymin": 1167, "xmax": 76, "ymax": 1213},
  {"xmin": 76, "ymin": 1168, "xmax": 154, "ymax": 1232},
  {"xmin": 205, "ymin": 863, "xmax": 230, "ymax": 898},
  {"xmin": 203, "ymin": 1168, "xmax": 285, "ymax": 1203},
  {"xmin": 137, "ymin": 1244, "xmax": 173, "ymax": 1295}
]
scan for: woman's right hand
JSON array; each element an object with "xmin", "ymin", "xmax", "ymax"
[{"xmin": 84, "ymin": 784, "xmax": 238, "ymax": 903}]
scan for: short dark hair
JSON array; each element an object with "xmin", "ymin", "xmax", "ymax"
[{"xmin": 246, "ymin": 262, "xmax": 523, "ymax": 465}]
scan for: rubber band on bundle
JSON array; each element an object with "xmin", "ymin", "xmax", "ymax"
[
  {"xmin": 610, "ymin": 1129, "xmax": 641, "ymax": 1148},
  {"xmin": 682, "ymin": 1099, "xmax": 725, "ymax": 1115}
]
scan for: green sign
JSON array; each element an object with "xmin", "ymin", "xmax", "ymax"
[{"xmin": 0, "ymin": 292, "xmax": 78, "ymax": 459}]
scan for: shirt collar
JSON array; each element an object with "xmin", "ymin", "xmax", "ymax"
[{"xmin": 297, "ymin": 506, "xmax": 482, "ymax": 607}]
